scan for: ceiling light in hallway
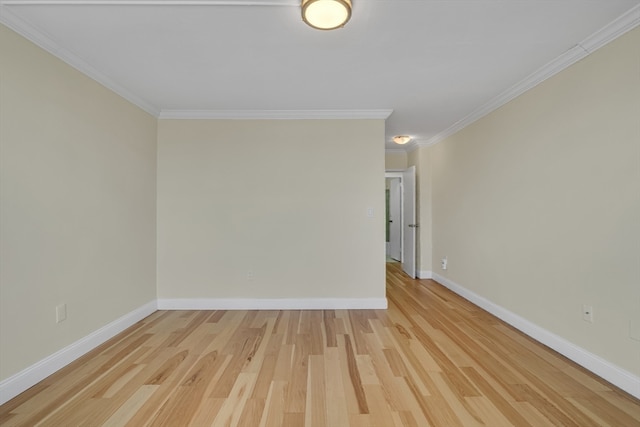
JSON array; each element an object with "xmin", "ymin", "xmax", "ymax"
[
  {"xmin": 302, "ymin": 0, "xmax": 352, "ymax": 30},
  {"xmin": 393, "ymin": 135, "xmax": 411, "ymax": 145}
]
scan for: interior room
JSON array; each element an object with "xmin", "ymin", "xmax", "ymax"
[{"xmin": 1, "ymin": 0, "xmax": 639, "ymax": 425}]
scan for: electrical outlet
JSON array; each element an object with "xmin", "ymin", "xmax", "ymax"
[
  {"xmin": 441, "ymin": 257, "xmax": 448, "ymax": 270},
  {"xmin": 247, "ymin": 269, "xmax": 254, "ymax": 281},
  {"xmin": 582, "ymin": 304, "xmax": 593, "ymax": 323},
  {"xmin": 56, "ymin": 303, "xmax": 67, "ymax": 323}
]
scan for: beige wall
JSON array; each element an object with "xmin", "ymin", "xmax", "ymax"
[
  {"xmin": 157, "ymin": 119, "xmax": 386, "ymax": 300},
  {"xmin": 385, "ymin": 150, "xmax": 407, "ymax": 170},
  {"xmin": 0, "ymin": 25, "xmax": 158, "ymax": 380},
  {"xmin": 430, "ymin": 28, "xmax": 640, "ymax": 375}
]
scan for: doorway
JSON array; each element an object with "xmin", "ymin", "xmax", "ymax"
[
  {"xmin": 386, "ymin": 177, "xmax": 401, "ymax": 261},
  {"xmin": 385, "ymin": 167, "xmax": 416, "ymax": 278}
]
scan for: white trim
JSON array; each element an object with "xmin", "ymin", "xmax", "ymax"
[
  {"xmin": 581, "ymin": 4, "xmax": 640, "ymax": 53},
  {"xmin": 424, "ymin": 5, "xmax": 640, "ymax": 148},
  {"xmin": 404, "ymin": 141, "xmax": 420, "ymax": 153},
  {"xmin": 417, "ymin": 270, "xmax": 432, "ymax": 279},
  {"xmin": 390, "ymin": 138, "xmax": 437, "ymax": 153},
  {"xmin": 0, "ymin": 7, "xmax": 160, "ymax": 117},
  {"xmin": 415, "ymin": 139, "xmax": 440, "ymax": 150},
  {"xmin": 432, "ymin": 273, "xmax": 640, "ymax": 399},
  {"xmin": 0, "ymin": 296, "xmax": 388, "ymax": 405},
  {"xmin": 0, "ymin": 300, "xmax": 157, "ymax": 406},
  {"xmin": 158, "ymin": 109, "xmax": 393, "ymax": 120},
  {"xmin": 157, "ymin": 298, "xmax": 388, "ymax": 310}
]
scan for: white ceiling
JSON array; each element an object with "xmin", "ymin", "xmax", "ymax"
[{"xmin": 2, "ymin": 0, "xmax": 639, "ymax": 150}]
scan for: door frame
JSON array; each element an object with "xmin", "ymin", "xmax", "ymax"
[
  {"xmin": 386, "ymin": 173, "xmax": 403, "ymax": 262},
  {"xmin": 386, "ymin": 169, "xmax": 417, "ymax": 278},
  {"xmin": 385, "ymin": 170, "xmax": 405, "ymax": 263}
]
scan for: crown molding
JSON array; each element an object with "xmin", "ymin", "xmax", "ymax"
[
  {"xmin": 424, "ymin": 4, "xmax": 640, "ymax": 147},
  {"xmin": 1, "ymin": 2, "xmax": 391, "ymax": 122},
  {"xmin": 405, "ymin": 141, "xmax": 419, "ymax": 153},
  {"xmin": 581, "ymin": 3, "xmax": 640, "ymax": 53},
  {"xmin": 408, "ymin": 139, "xmax": 435, "ymax": 153},
  {"xmin": 0, "ymin": 6, "xmax": 161, "ymax": 116},
  {"xmin": 391, "ymin": 138, "xmax": 439, "ymax": 153},
  {"xmin": 415, "ymin": 139, "xmax": 439, "ymax": 150},
  {"xmin": 159, "ymin": 109, "xmax": 393, "ymax": 120},
  {"xmin": 0, "ymin": 5, "xmax": 389, "ymax": 122}
]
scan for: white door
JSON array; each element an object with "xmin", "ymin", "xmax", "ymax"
[
  {"xmin": 402, "ymin": 166, "xmax": 416, "ymax": 278},
  {"xmin": 389, "ymin": 178, "xmax": 401, "ymax": 261}
]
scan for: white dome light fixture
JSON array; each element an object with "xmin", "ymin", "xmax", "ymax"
[
  {"xmin": 393, "ymin": 135, "xmax": 412, "ymax": 145},
  {"xmin": 302, "ymin": 0, "xmax": 352, "ymax": 30}
]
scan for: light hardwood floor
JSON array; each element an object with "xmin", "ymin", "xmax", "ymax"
[{"xmin": 1, "ymin": 263, "xmax": 639, "ymax": 426}]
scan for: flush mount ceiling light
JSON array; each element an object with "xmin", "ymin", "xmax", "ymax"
[
  {"xmin": 393, "ymin": 135, "xmax": 411, "ymax": 145},
  {"xmin": 302, "ymin": 0, "xmax": 352, "ymax": 30}
]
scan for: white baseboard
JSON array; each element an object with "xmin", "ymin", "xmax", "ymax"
[
  {"xmin": 157, "ymin": 297, "xmax": 388, "ymax": 310},
  {"xmin": 432, "ymin": 273, "xmax": 640, "ymax": 399},
  {"xmin": 0, "ymin": 300, "xmax": 157, "ymax": 406},
  {"xmin": 417, "ymin": 270, "xmax": 433, "ymax": 279},
  {"xmin": 0, "ymin": 296, "xmax": 387, "ymax": 405}
]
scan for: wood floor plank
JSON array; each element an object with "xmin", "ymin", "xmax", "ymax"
[
  {"xmin": 364, "ymin": 384, "xmax": 396, "ymax": 427},
  {"xmin": 305, "ymin": 354, "xmax": 326, "ymax": 427},
  {"xmin": 250, "ymin": 332, "xmax": 284, "ymax": 399},
  {"xmin": 600, "ymin": 390, "xmax": 640, "ymax": 420},
  {"xmin": 460, "ymin": 366, "xmax": 535, "ymax": 427},
  {"xmin": 236, "ymin": 397, "xmax": 266, "ymax": 427},
  {"xmin": 188, "ymin": 398, "xmax": 226, "ymax": 427},
  {"xmin": 1, "ymin": 262, "xmax": 638, "ymax": 426},
  {"xmin": 512, "ymin": 401, "xmax": 558, "ymax": 427},
  {"xmin": 211, "ymin": 372, "xmax": 256, "ymax": 427},
  {"xmin": 101, "ymin": 385, "xmax": 158, "ymax": 427},
  {"xmin": 322, "ymin": 310, "xmax": 338, "ymax": 348},
  {"xmin": 147, "ymin": 349, "xmax": 226, "ymax": 426},
  {"xmin": 122, "ymin": 354, "xmax": 203, "ymax": 427},
  {"xmin": 324, "ymin": 347, "xmax": 350, "ymax": 427},
  {"xmin": 464, "ymin": 396, "xmax": 515, "ymax": 427},
  {"xmin": 25, "ymin": 345, "xmax": 151, "ymax": 427},
  {"xmin": 260, "ymin": 380, "xmax": 287, "ymax": 427},
  {"xmin": 355, "ymin": 354, "xmax": 378, "ymax": 386},
  {"xmin": 361, "ymin": 333, "xmax": 414, "ymax": 412},
  {"xmin": 209, "ymin": 328, "xmax": 264, "ymax": 399},
  {"xmin": 342, "ymin": 334, "xmax": 369, "ymax": 414},
  {"xmin": 395, "ymin": 410, "xmax": 419, "ymax": 427},
  {"xmin": 284, "ymin": 333, "xmax": 310, "ymax": 413},
  {"xmin": 569, "ymin": 394, "xmax": 640, "ymax": 427}
]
